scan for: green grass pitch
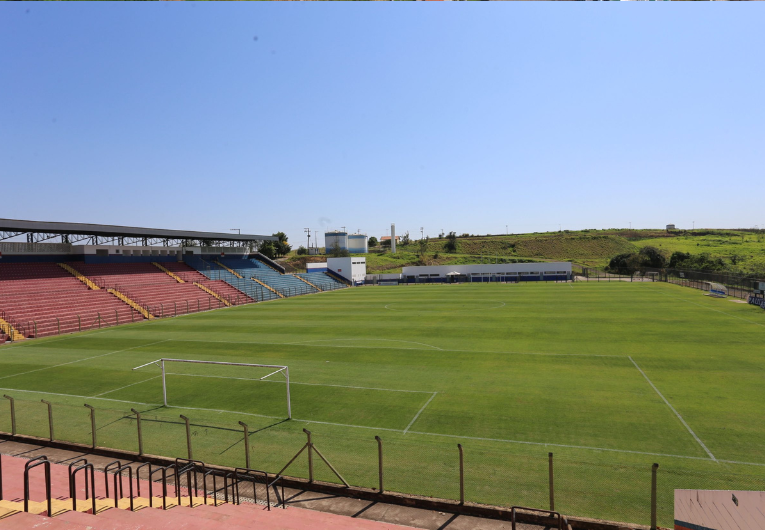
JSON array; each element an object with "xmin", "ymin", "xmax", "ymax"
[{"xmin": 2, "ymin": 281, "xmax": 765, "ymax": 527}]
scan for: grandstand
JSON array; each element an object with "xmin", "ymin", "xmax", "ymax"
[{"xmin": 0, "ymin": 219, "xmax": 348, "ymax": 342}]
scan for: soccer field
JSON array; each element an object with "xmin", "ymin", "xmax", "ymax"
[{"xmin": 1, "ymin": 281, "xmax": 764, "ymax": 526}]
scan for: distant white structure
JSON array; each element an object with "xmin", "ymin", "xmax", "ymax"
[
  {"xmin": 400, "ymin": 262, "xmax": 572, "ymax": 282},
  {"xmin": 324, "ymin": 231, "xmax": 348, "ymax": 254},
  {"xmin": 666, "ymin": 224, "xmax": 676, "ymax": 231},
  {"xmin": 391, "ymin": 223, "xmax": 396, "ymax": 254},
  {"xmin": 327, "ymin": 257, "xmax": 366, "ymax": 285},
  {"xmin": 347, "ymin": 234, "xmax": 368, "ymax": 254}
]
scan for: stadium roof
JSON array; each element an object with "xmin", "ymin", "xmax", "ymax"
[{"xmin": 0, "ymin": 218, "xmax": 277, "ymax": 246}]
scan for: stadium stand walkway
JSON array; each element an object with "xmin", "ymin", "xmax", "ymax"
[
  {"xmin": 0, "ymin": 450, "xmax": 427, "ymax": 530},
  {"xmin": 0, "ymin": 442, "xmax": 549, "ymax": 530},
  {"xmin": 218, "ymin": 257, "xmax": 348, "ymax": 297},
  {"xmin": 0, "ymin": 263, "xmax": 143, "ymax": 338}
]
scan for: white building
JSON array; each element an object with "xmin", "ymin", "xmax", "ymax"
[
  {"xmin": 324, "ymin": 231, "xmax": 348, "ymax": 254},
  {"xmin": 399, "ymin": 262, "xmax": 571, "ymax": 282},
  {"xmin": 328, "ymin": 257, "xmax": 366, "ymax": 285}
]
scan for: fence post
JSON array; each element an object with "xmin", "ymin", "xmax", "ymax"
[
  {"xmin": 41, "ymin": 400, "xmax": 54, "ymax": 441},
  {"xmin": 174, "ymin": 302, "xmax": 177, "ymax": 317},
  {"xmin": 78, "ymin": 314, "xmax": 81, "ymax": 332},
  {"xmin": 97, "ymin": 313, "xmax": 101, "ymax": 328},
  {"xmin": 131, "ymin": 408, "xmax": 143, "ymax": 456},
  {"xmin": 84, "ymin": 404, "xmax": 96, "ymax": 448},
  {"xmin": 549, "ymin": 452, "xmax": 555, "ymax": 511},
  {"xmin": 115, "ymin": 309, "xmax": 119, "ymax": 326},
  {"xmin": 239, "ymin": 421, "xmax": 250, "ymax": 469},
  {"xmin": 180, "ymin": 415, "xmax": 192, "ymax": 460},
  {"xmin": 3, "ymin": 395, "xmax": 15, "ymax": 436},
  {"xmin": 57, "ymin": 318, "xmax": 60, "ymax": 335},
  {"xmin": 304, "ymin": 428, "xmax": 314, "ymax": 483},
  {"xmin": 651, "ymin": 463, "xmax": 658, "ymax": 530},
  {"xmin": 186, "ymin": 300, "xmax": 189, "ymax": 314},
  {"xmin": 458, "ymin": 443, "xmax": 464, "ymax": 505},
  {"xmin": 375, "ymin": 436, "xmax": 383, "ymax": 493}
]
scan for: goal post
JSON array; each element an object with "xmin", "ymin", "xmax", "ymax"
[{"xmin": 132, "ymin": 358, "xmax": 291, "ymax": 419}]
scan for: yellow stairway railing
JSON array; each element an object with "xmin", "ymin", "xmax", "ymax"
[
  {"xmin": 107, "ymin": 288, "xmax": 154, "ymax": 320},
  {"xmin": 215, "ymin": 261, "xmax": 243, "ymax": 278},
  {"xmin": 326, "ymin": 271, "xmax": 352, "ymax": 286},
  {"xmin": 252, "ymin": 277, "xmax": 285, "ymax": 299},
  {"xmin": 152, "ymin": 262, "xmax": 185, "ymax": 283},
  {"xmin": 0, "ymin": 317, "xmax": 24, "ymax": 341},
  {"xmin": 58, "ymin": 263, "xmax": 100, "ymax": 290},
  {"xmin": 193, "ymin": 282, "xmax": 231, "ymax": 307},
  {"xmin": 295, "ymin": 275, "xmax": 322, "ymax": 292}
]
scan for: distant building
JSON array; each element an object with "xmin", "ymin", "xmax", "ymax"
[
  {"xmin": 380, "ymin": 236, "xmax": 400, "ymax": 242},
  {"xmin": 666, "ymin": 224, "xmax": 676, "ymax": 231}
]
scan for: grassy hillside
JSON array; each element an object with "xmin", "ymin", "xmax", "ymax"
[{"xmin": 284, "ymin": 229, "xmax": 765, "ymax": 275}]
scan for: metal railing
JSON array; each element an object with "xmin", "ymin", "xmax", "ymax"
[{"xmin": 24, "ymin": 455, "xmax": 51, "ymax": 517}]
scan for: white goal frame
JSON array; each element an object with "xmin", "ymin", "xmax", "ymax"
[{"xmin": 132, "ymin": 358, "xmax": 291, "ymax": 419}]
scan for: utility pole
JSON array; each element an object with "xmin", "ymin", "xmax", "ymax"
[
  {"xmin": 304, "ymin": 228, "xmax": 311, "ymax": 249},
  {"xmin": 420, "ymin": 227, "xmax": 424, "ymax": 240},
  {"xmin": 341, "ymin": 226, "xmax": 346, "ymax": 233},
  {"xmin": 230, "ymin": 229, "xmax": 240, "ymax": 234},
  {"xmin": 506, "ymin": 225, "xmax": 508, "ymax": 235}
]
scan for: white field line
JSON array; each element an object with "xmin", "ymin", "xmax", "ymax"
[
  {"xmin": 92, "ymin": 376, "xmax": 161, "ymax": 397},
  {"xmin": 403, "ymin": 392, "xmax": 437, "ymax": 434},
  {"xmin": 0, "ymin": 387, "xmax": 162, "ymax": 407},
  {"xmin": 0, "ymin": 339, "xmax": 170, "ymax": 382},
  {"xmin": 147, "ymin": 338, "xmax": 620, "ymax": 358},
  {"xmin": 646, "ymin": 285, "xmax": 765, "ymax": 329},
  {"xmin": 164, "ymin": 372, "xmax": 435, "ymax": 394},
  {"xmin": 629, "ymin": 356, "xmax": 717, "ymax": 462},
  {"xmin": 284, "ymin": 338, "xmax": 444, "ymax": 351},
  {"xmin": 2, "ymin": 384, "xmax": 763, "ymax": 467}
]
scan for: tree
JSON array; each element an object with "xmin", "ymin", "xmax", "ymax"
[
  {"xmin": 368, "ymin": 236, "xmax": 378, "ymax": 248},
  {"xmin": 444, "ymin": 232, "xmax": 458, "ymax": 253},
  {"xmin": 329, "ymin": 241, "xmax": 350, "ymax": 257},
  {"xmin": 259, "ymin": 240, "xmax": 276, "ymax": 259},
  {"xmin": 418, "ymin": 236, "xmax": 429, "ymax": 261},
  {"xmin": 638, "ymin": 246, "xmax": 666, "ymax": 268},
  {"xmin": 401, "ymin": 232, "xmax": 411, "ymax": 245},
  {"xmin": 296, "ymin": 246, "xmax": 307, "ymax": 256},
  {"xmin": 272, "ymin": 232, "xmax": 291, "ymax": 257}
]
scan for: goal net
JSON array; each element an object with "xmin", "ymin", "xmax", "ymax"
[
  {"xmin": 705, "ymin": 282, "xmax": 727, "ymax": 298},
  {"xmin": 132, "ymin": 358, "xmax": 291, "ymax": 419}
]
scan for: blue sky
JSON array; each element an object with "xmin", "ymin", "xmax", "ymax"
[{"xmin": 2, "ymin": 3, "xmax": 764, "ymax": 248}]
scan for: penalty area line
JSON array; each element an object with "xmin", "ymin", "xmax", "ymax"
[
  {"xmin": 404, "ymin": 392, "xmax": 437, "ymax": 434},
  {"xmin": 92, "ymin": 376, "xmax": 161, "ymax": 397},
  {"xmin": 629, "ymin": 356, "xmax": 716, "ymax": 462}
]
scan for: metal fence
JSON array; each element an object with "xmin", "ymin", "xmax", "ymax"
[
  {"xmin": 577, "ymin": 266, "xmax": 763, "ymax": 300},
  {"xmin": 3, "ymin": 396, "xmax": 763, "ymax": 528}
]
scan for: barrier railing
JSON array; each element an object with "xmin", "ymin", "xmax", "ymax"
[{"xmin": 23, "ymin": 456, "xmax": 52, "ymax": 517}]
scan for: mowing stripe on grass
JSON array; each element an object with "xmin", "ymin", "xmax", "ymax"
[
  {"xmin": 0, "ymin": 339, "xmax": 170, "ymax": 382},
  {"xmin": 284, "ymin": 338, "xmax": 444, "ymax": 351},
  {"xmin": 403, "ymin": 392, "xmax": 438, "ymax": 434},
  {"xmin": 629, "ymin": 356, "xmax": 717, "ymax": 462},
  {"xmin": 165, "ymin": 372, "xmax": 435, "ymax": 394},
  {"xmin": 92, "ymin": 376, "xmax": 162, "ymax": 397},
  {"xmin": 154, "ymin": 338, "xmax": 621, "ymax": 358},
  {"xmin": 4, "ymin": 384, "xmax": 765, "ymax": 467},
  {"xmin": 646, "ymin": 285, "xmax": 765, "ymax": 329}
]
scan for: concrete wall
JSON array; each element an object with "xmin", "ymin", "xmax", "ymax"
[{"xmin": 675, "ymin": 489, "xmax": 765, "ymax": 530}]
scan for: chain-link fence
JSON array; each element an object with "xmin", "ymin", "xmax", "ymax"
[
  {"xmin": 578, "ymin": 266, "xmax": 764, "ymax": 300},
  {"xmin": 4, "ymin": 395, "xmax": 763, "ymax": 528}
]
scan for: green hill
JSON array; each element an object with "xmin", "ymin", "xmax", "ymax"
[{"xmin": 284, "ymin": 229, "xmax": 765, "ymax": 275}]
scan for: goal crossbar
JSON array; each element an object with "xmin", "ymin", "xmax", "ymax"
[{"xmin": 132, "ymin": 358, "xmax": 291, "ymax": 418}]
